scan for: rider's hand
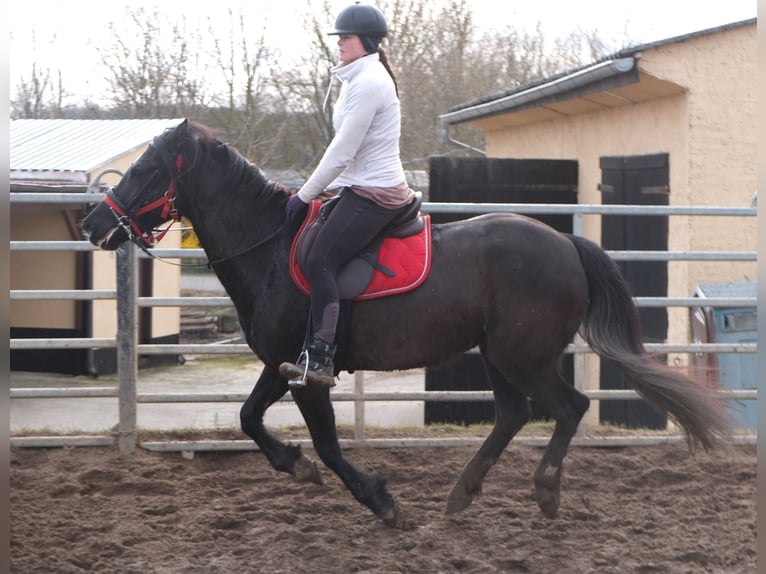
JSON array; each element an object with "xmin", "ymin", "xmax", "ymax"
[{"xmin": 285, "ymin": 195, "xmax": 309, "ymax": 225}]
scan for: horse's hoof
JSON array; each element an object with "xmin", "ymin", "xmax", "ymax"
[
  {"xmin": 294, "ymin": 454, "xmax": 323, "ymax": 485},
  {"xmin": 534, "ymin": 463, "xmax": 562, "ymax": 518},
  {"xmin": 535, "ymin": 485, "xmax": 560, "ymax": 519},
  {"xmin": 445, "ymin": 492, "xmax": 473, "ymax": 515},
  {"xmin": 379, "ymin": 499, "xmax": 401, "ymax": 528},
  {"xmin": 445, "ymin": 480, "xmax": 477, "ymax": 515}
]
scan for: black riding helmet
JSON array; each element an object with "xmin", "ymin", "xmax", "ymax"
[{"xmin": 328, "ymin": 2, "xmax": 388, "ymax": 53}]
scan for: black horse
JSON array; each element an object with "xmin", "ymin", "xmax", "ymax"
[{"xmin": 81, "ymin": 119, "xmax": 730, "ymax": 527}]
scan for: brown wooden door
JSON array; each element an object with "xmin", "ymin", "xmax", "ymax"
[{"xmin": 599, "ymin": 153, "xmax": 669, "ymax": 429}]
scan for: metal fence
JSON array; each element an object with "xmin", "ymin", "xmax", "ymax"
[{"xmin": 10, "ymin": 192, "xmax": 757, "ymax": 453}]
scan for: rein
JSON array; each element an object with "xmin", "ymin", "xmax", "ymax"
[
  {"xmin": 205, "ymin": 222, "xmax": 286, "ymax": 268},
  {"xmin": 125, "ymin": 222, "xmax": 286, "ymax": 270}
]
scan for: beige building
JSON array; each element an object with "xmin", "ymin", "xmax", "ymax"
[
  {"xmin": 10, "ymin": 119, "xmax": 185, "ymax": 374},
  {"xmin": 439, "ymin": 20, "xmax": 756, "ymax": 425}
]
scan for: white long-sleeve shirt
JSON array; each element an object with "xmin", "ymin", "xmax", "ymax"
[{"xmin": 297, "ymin": 53, "xmax": 407, "ymax": 203}]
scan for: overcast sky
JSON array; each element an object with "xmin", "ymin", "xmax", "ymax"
[{"xmin": 8, "ymin": 0, "xmax": 757, "ymax": 106}]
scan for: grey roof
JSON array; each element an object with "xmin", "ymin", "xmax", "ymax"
[
  {"xmin": 442, "ymin": 18, "xmax": 756, "ymax": 123},
  {"xmin": 10, "ymin": 118, "xmax": 185, "ymax": 184}
]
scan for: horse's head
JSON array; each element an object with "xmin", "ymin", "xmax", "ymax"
[{"xmin": 81, "ymin": 119, "xmax": 194, "ymax": 250}]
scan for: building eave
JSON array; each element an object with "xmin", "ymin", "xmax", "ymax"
[
  {"xmin": 439, "ymin": 18, "xmax": 754, "ymax": 136},
  {"xmin": 440, "ymin": 57, "xmax": 637, "ymax": 128}
]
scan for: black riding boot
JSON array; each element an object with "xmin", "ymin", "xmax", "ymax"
[{"xmin": 279, "ymin": 336, "xmax": 337, "ymax": 388}]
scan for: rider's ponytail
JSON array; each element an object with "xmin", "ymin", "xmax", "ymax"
[{"xmin": 377, "ymin": 48, "xmax": 399, "ymax": 97}]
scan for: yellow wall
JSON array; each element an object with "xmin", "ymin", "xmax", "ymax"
[
  {"xmin": 90, "ymin": 231, "xmax": 181, "ymax": 340},
  {"xmin": 475, "ymin": 24, "xmax": 756, "ymax": 423},
  {"xmin": 150, "ymin": 239, "xmax": 182, "ymax": 339},
  {"xmin": 12, "ymin": 143, "xmax": 181, "ymax": 341},
  {"xmin": 91, "ymin": 250, "xmax": 118, "ymax": 338},
  {"xmin": 635, "ymin": 24, "xmax": 757, "ymax": 281},
  {"xmin": 10, "ymin": 209, "xmax": 80, "ymax": 329}
]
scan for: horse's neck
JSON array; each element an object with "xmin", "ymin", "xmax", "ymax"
[
  {"xmin": 182, "ymin": 173, "xmax": 285, "ymax": 263},
  {"xmin": 182, "ymin": 184, "xmax": 288, "ymax": 323}
]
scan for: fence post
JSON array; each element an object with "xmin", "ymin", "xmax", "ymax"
[
  {"xmin": 572, "ymin": 213, "xmax": 588, "ymax": 437},
  {"xmin": 354, "ymin": 371, "xmax": 365, "ymax": 441},
  {"xmin": 116, "ymin": 242, "xmax": 138, "ymax": 454}
]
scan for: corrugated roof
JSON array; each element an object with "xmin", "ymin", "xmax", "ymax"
[{"xmin": 10, "ymin": 118, "xmax": 185, "ymax": 183}]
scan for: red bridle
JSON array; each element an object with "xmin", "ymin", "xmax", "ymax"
[{"xmin": 104, "ymin": 153, "xmax": 183, "ymax": 248}]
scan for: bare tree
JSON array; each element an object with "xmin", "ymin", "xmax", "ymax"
[
  {"xmin": 393, "ymin": 9, "xmax": 624, "ymax": 166},
  {"xmin": 10, "ymin": 31, "xmax": 69, "ymax": 119},
  {"xmin": 265, "ymin": 0, "xmax": 340, "ymax": 174},
  {"xmin": 249, "ymin": 0, "xmax": 624, "ymax": 172},
  {"xmin": 200, "ymin": 8, "xmax": 284, "ymax": 162},
  {"xmin": 11, "ymin": 63, "xmax": 52, "ymax": 119},
  {"xmin": 12, "ymin": 1, "xmax": 629, "ymax": 173},
  {"xmin": 263, "ymin": 0, "xmax": 481, "ymax": 172},
  {"xmin": 96, "ymin": 6, "xmax": 210, "ymax": 118}
]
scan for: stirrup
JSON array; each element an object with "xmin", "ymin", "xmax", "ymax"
[
  {"xmin": 282, "ymin": 349, "xmax": 311, "ymax": 389},
  {"xmin": 280, "ymin": 348, "xmax": 336, "ymax": 389}
]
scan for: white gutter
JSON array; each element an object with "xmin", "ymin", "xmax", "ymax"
[{"xmin": 10, "ymin": 170, "xmax": 89, "ymax": 184}]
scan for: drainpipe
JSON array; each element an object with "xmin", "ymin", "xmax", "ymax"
[{"xmin": 439, "ymin": 121, "xmax": 486, "ymax": 156}]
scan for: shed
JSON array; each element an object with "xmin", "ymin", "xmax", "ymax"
[
  {"xmin": 438, "ymin": 19, "xmax": 756, "ymax": 426},
  {"xmin": 10, "ymin": 118, "xmax": 185, "ymax": 375}
]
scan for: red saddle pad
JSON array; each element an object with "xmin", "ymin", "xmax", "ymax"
[{"xmin": 289, "ymin": 201, "xmax": 432, "ymax": 301}]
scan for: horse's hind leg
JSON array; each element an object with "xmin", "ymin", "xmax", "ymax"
[
  {"xmin": 523, "ymin": 363, "xmax": 590, "ymax": 519},
  {"xmin": 291, "ymin": 386, "xmax": 400, "ymax": 527},
  {"xmin": 446, "ymin": 359, "xmax": 531, "ymax": 515},
  {"xmin": 240, "ymin": 365, "xmax": 322, "ymax": 484}
]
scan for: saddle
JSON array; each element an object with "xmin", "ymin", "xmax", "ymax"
[{"xmin": 289, "ymin": 192, "xmax": 432, "ymax": 301}]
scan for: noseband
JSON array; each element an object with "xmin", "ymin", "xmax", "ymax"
[{"xmin": 103, "ymin": 141, "xmax": 183, "ymax": 248}]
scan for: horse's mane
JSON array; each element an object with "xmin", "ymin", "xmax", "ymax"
[{"xmin": 182, "ymin": 120, "xmax": 292, "ymax": 207}]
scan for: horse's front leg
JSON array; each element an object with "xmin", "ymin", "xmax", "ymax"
[
  {"xmin": 291, "ymin": 385, "xmax": 400, "ymax": 527},
  {"xmin": 240, "ymin": 365, "xmax": 322, "ymax": 484}
]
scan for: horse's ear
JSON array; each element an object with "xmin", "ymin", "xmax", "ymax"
[{"xmin": 167, "ymin": 119, "xmax": 191, "ymax": 152}]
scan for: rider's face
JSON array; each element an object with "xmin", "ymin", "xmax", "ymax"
[{"xmin": 337, "ymin": 35, "xmax": 367, "ymax": 64}]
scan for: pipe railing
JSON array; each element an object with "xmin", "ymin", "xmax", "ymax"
[{"xmin": 10, "ymin": 194, "xmax": 757, "ymax": 452}]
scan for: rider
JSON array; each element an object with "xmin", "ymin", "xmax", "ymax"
[{"xmin": 279, "ymin": 2, "xmax": 415, "ymax": 388}]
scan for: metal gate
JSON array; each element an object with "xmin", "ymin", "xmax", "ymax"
[{"xmin": 10, "ymin": 192, "xmax": 757, "ymax": 454}]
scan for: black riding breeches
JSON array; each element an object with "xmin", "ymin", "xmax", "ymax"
[{"xmin": 305, "ymin": 189, "xmax": 407, "ymax": 344}]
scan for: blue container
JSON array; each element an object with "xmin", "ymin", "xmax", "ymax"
[{"xmin": 690, "ymin": 281, "xmax": 757, "ymax": 430}]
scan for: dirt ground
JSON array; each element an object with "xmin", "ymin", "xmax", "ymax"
[{"xmin": 10, "ymin": 437, "xmax": 756, "ymax": 574}]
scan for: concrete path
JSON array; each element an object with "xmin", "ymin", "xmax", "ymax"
[
  {"xmin": 12, "ymin": 273, "xmax": 426, "ymax": 434},
  {"xmin": 10, "ymin": 358, "xmax": 426, "ymax": 433}
]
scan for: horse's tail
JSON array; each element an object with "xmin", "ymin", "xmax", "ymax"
[{"xmin": 566, "ymin": 233, "xmax": 732, "ymax": 450}]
